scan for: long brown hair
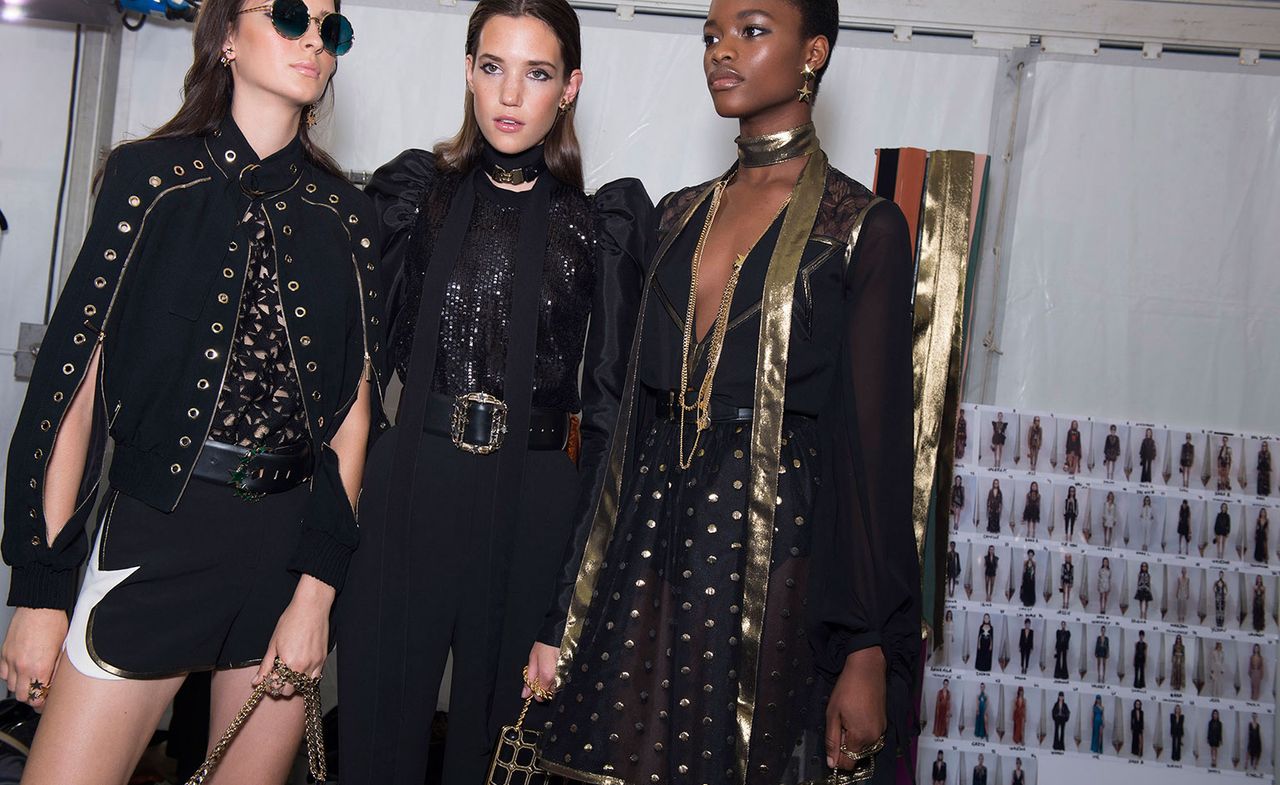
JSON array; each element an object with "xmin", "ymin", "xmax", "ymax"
[
  {"xmin": 129, "ymin": 0, "xmax": 343, "ymax": 177},
  {"xmin": 434, "ymin": 0, "xmax": 584, "ymax": 190}
]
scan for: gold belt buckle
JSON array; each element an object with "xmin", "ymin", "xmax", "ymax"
[{"xmin": 451, "ymin": 392, "xmax": 508, "ymax": 454}]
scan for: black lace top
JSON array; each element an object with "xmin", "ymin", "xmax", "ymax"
[
  {"xmin": 208, "ymin": 204, "xmax": 308, "ymax": 449},
  {"xmin": 370, "ymin": 153, "xmax": 594, "ymax": 412}
]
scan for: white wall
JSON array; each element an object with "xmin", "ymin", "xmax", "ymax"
[
  {"xmin": 990, "ymin": 57, "xmax": 1280, "ymax": 435},
  {"xmin": 0, "ymin": 22, "xmax": 79, "ymax": 635}
]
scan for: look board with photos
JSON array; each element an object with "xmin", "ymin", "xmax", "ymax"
[{"xmin": 919, "ymin": 402, "xmax": 1276, "ymax": 784}]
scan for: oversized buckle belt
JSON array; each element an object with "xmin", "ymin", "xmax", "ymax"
[
  {"xmin": 424, "ymin": 392, "xmax": 570, "ymax": 454},
  {"xmin": 193, "ymin": 439, "xmax": 313, "ymax": 499}
]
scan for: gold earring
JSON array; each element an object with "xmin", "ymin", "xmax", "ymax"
[
  {"xmin": 797, "ymin": 63, "xmax": 815, "ymax": 103},
  {"xmin": 221, "ymin": 48, "xmax": 234, "ymax": 67},
  {"xmin": 558, "ymin": 98, "xmax": 571, "ymax": 114},
  {"xmin": 304, "ymin": 105, "xmax": 318, "ymax": 128}
]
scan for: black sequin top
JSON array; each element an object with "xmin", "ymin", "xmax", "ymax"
[
  {"xmin": 208, "ymin": 204, "xmax": 308, "ymax": 449},
  {"xmin": 372, "ymin": 155, "xmax": 594, "ymax": 412}
]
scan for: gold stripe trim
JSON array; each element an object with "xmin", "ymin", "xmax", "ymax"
[
  {"xmin": 737, "ymin": 150, "xmax": 828, "ymax": 783},
  {"xmin": 556, "ymin": 179, "xmax": 722, "ymax": 677},
  {"xmin": 910, "ymin": 152, "xmax": 976, "ymax": 564}
]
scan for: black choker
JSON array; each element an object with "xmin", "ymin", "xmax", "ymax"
[
  {"xmin": 482, "ymin": 144, "xmax": 545, "ymax": 186},
  {"xmin": 736, "ymin": 123, "xmax": 820, "ymax": 168}
]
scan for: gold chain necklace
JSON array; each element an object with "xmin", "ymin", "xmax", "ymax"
[{"xmin": 676, "ymin": 180, "xmax": 790, "ymax": 470}]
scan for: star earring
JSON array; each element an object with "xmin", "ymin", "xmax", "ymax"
[
  {"xmin": 220, "ymin": 47, "xmax": 234, "ymax": 67},
  {"xmin": 797, "ymin": 63, "xmax": 815, "ymax": 103}
]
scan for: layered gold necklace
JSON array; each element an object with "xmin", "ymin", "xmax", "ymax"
[{"xmin": 675, "ymin": 123, "xmax": 818, "ymax": 469}]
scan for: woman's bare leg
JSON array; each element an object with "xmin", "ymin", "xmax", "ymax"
[
  {"xmin": 203, "ymin": 665, "xmax": 305, "ymax": 785},
  {"xmin": 21, "ymin": 652, "xmax": 184, "ymax": 785}
]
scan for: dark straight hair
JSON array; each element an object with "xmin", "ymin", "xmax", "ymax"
[
  {"xmin": 124, "ymin": 0, "xmax": 343, "ymax": 178},
  {"xmin": 434, "ymin": 0, "xmax": 584, "ymax": 190}
]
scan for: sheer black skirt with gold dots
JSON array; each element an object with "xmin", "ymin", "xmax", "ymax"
[{"xmin": 540, "ymin": 415, "xmax": 832, "ymax": 784}]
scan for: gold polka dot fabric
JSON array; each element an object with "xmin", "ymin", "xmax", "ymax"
[{"xmin": 541, "ymin": 417, "xmax": 827, "ymax": 782}]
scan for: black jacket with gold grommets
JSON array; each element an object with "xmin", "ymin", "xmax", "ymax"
[{"xmin": 3, "ymin": 116, "xmax": 387, "ymax": 610}]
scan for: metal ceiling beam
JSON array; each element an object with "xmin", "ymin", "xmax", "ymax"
[{"xmin": 569, "ymin": 0, "xmax": 1280, "ymax": 56}]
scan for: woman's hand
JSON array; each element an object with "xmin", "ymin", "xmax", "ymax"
[
  {"xmin": 825, "ymin": 646, "xmax": 887, "ymax": 771},
  {"xmin": 523, "ymin": 641, "xmax": 560, "ymax": 702},
  {"xmin": 254, "ymin": 575, "xmax": 335, "ymax": 696},
  {"xmin": 0, "ymin": 607, "xmax": 68, "ymax": 709}
]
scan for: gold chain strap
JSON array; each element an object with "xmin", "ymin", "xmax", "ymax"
[
  {"xmin": 184, "ymin": 657, "xmax": 326, "ymax": 785},
  {"xmin": 676, "ymin": 182, "xmax": 789, "ymax": 470}
]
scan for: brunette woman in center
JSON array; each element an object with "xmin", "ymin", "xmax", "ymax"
[
  {"xmin": 335, "ymin": 0, "xmax": 650, "ymax": 782},
  {"xmin": 1, "ymin": 1, "xmax": 379, "ymax": 782},
  {"xmin": 527, "ymin": 0, "xmax": 919, "ymax": 781}
]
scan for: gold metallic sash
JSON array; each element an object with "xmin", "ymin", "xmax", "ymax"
[{"xmin": 737, "ymin": 150, "xmax": 828, "ymax": 781}]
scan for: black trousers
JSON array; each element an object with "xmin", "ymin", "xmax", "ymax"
[
  {"xmin": 1134, "ymin": 660, "xmax": 1145, "ymax": 689},
  {"xmin": 1019, "ymin": 649, "xmax": 1031, "ymax": 672},
  {"xmin": 1053, "ymin": 722, "xmax": 1066, "ymax": 750},
  {"xmin": 336, "ymin": 429, "xmax": 577, "ymax": 784}
]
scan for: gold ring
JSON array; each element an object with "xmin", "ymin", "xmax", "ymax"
[
  {"xmin": 839, "ymin": 734, "xmax": 886, "ymax": 761},
  {"xmin": 522, "ymin": 666, "xmax": 554, "ymax": 701},
  {"xmin": 27, "ymin": 679, "xmax": 48, "ymax": 702}
]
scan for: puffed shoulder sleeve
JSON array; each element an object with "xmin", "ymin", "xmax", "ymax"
[
  {"xmin": 538, "ymin": 178, "xmax": 655, "ymax": 646},
  {"xmin": 815, "ymin": 199, "xmax": 920, "ymax": 750},
  {"xmin": 3, "ymin": 145, "xmax": 146, "ymax": 609},
  {"xmin": 364, "ymin": 149, "xmax": 436, "ymax": 361}
]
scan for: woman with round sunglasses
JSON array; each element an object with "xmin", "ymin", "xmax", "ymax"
[
  {"xmin": 1, "ymin": 1, "xmax": 379, "ymax": 782},
  {"xmin": 335, "ymin": 0, "xmax": 650, "ymax": 781},
  {"xmin": 527, "ymin": 0, "xmax": 918, "ymax": 781}
]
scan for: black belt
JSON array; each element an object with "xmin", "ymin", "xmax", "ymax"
[
  {"xmin": 424, "ymin": 392, "xmax": 569, "ymax": 454},
  {"xmin": 193, "ymin": 439, "xmax": 313, "ymax": 497},
  {"xmin": 654, "ymin": 390, "xmax": 754, "ymax": 423}
]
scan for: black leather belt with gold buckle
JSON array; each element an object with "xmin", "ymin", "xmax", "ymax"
[{"xmin": 423, "ymin": 392, "xmax": 569, "ymax": 454}]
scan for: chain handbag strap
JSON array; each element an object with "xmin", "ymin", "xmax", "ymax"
[
  {"xmin": 487, "ymin": 668, "xmax": 556, "ymax": 785},
  {"xmin": 185, "ymin": 657, "xmax": 326, "ymax": 785}
]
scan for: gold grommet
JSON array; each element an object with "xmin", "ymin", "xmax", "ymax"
[
  {"xmin": 228, "ymin": 241, "xmax": 238, "ymax": 252},
  {"xmin": 211, "ymin": 323, "xmax": 224, "ymax": 333},
  {"xmin": 39, "ymin": 420, "xmax": 51, "ymax": 431},
  {"xmin": 218, "ymin": 293, "xmax": 229, "ymax": 304},
  {"xmin": 299, "ymin": 336, "xmax": 311, "ymax": 346},
  {"xmin": 306, "ymin": 361, "xmax": 317, "ymax": 372},
  {"xmin": 287, "ymin": 281, "xmax": 299, "ymax": 292},
  {"xmin": 30, "ymin": 535, "xmax": 40, "ymax": 546},
  {"xmin": 306, "ymin": 184, "xmax": 317, "ymax": 193},
  {"xmin": 128, "ymin": 195, "xmax": 141, "ymax": 207},
  {"xmin": 73, "ymin": 333, "xmax": 86, "ymax": 345},
  {"xmin": 312, "ymin": 390, "xmax": 321, "ymax": 400},
  {"xmin": 174, "ymin": 165, "xmax": 185, "ymax": 176},
  {"xmin": 225, "ymin": 150, "xmax": 237, "ymax": 163},
  {"xmin": 223, "ymin": 268, "xmax": 235, "ymax": 278},
  {"xmin": 84, "ymin": 304, "xmax": 97, "ymax": 316},
  {"xmin": 205, "ymin": 348, "xmax": 219, "ymax": 360},
  {"xmin": 348, "ymin": 214, "xmax": 359, "ymax": 224},
  {"xmin": 52, "ymin": 392, "xmax": 64, "ymax": 402},
  {"xmin": 94, "ymin": 277, "xmax": 107, "ymax": 288},
  {"xmin": 34, "ymin": 449, "xmax": 44, "ymax": 459},
  {"xmin": 170, "ymin": 463, "xmax": 182, "ymax": 474},
  {"xmin": 118, "ymin": 221, "xmax": 131, "ymax": 233},
  {"xmin": 62, "ymin": 363, "xmax": 75, "ymax": 375},
  {"xmin": 294, "ymin": 307, "xmax": 306, "ymax": 317},
  {"xmin": 197, "ymin": 379, "xmax": 210, "ymax": 389},
  {"xmin": 282, "ymin": 225, "xmax": 292, "ymax": 236},
  {"xmin": 149, "ymin": 176, "xmax": 162, "ymax": 187},
  {"xmin": 360, "ymin": 238, "xmax": 371, "ymax": 248},
  {"xmin": 193, "ymin": 159, "xmax": 205, "ymax": 170},
  {"xmin": 104, "ymin": 249, "xmax": 117, "ymax": 261},
  {"xmin": 179, "ymin": 436, "xmax": 192, "ymax": 447},
  {"xmin": 276, "ymin": 201, "xmax": 287, "ymax": 211},
  {"xmin": 284, "ymin": 254, "xmax": 293, "ymax": 264},
  {"xmin": 187, "ymin": 408, "xmax": 199, "ymax": 419}
]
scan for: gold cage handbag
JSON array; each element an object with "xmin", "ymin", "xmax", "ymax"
[{"xmin": 487, "ymin": 667, "xmax": 558, "ymax": 785}]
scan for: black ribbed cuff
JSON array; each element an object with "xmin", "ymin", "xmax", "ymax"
[
  {"xmin": 7, "ymin": 563, "xmax": 79, "ymax": 610},
  {"xmin": 289, "ymin": 529, "xmax": 353, "ymax": 592}
]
